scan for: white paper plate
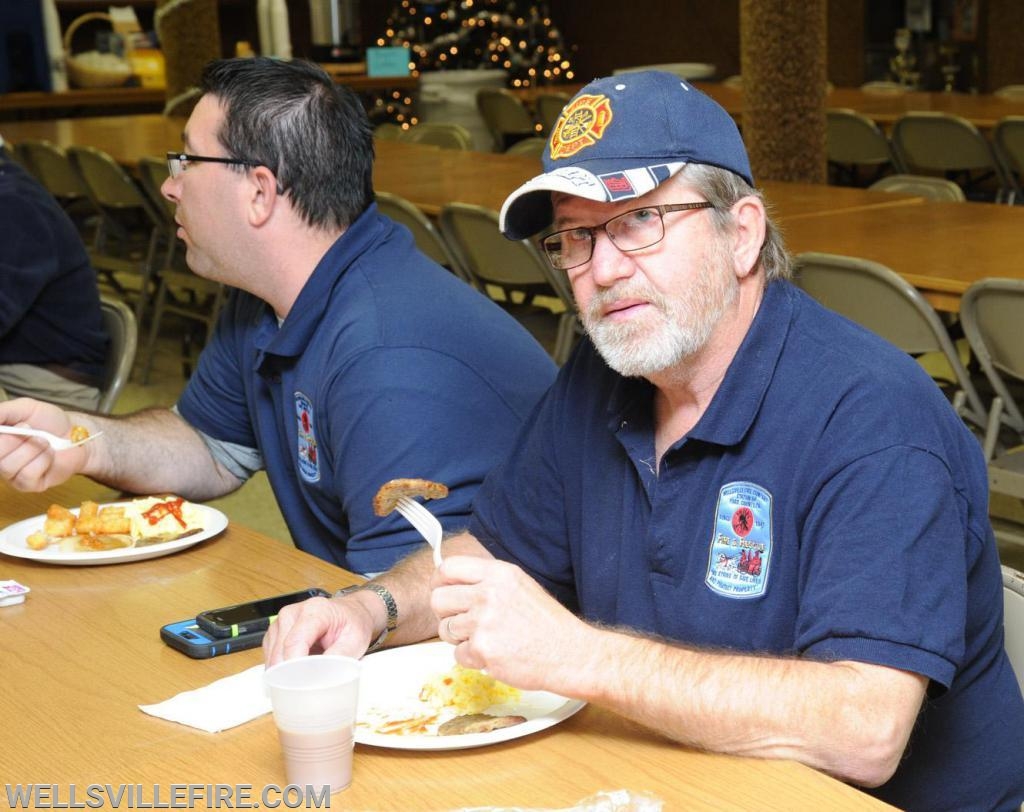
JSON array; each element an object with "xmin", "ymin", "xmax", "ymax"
[
  {"xmin": 355, "ymin": 641, "xmax": 585, "ymax": 750},
  {"xmin": 0, "ymin": 501, "xmax": 227, "ymax": 566}
]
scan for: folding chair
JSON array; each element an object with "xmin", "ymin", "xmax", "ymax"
[
  {"xmin": 535, "ymin": 92, "xmax": 570, "ymax": 137},
  {"xmin": 959, "ymin": 279, "xmax": 1024, "ymax": 545},
  {"xmin": 793, "ymin": 252, "xmax": 987, "ymax": 429},
  {"xmin": 827, "ymin": 108, "xmax": 898, "ymax": 186},
  {"xmin": 476, "ymin": 87, "xmax": 537, "ymax": 152},
  {"xmin": 504, "ymin": 137, "xmax": 548, "ymax": 159},
  {"xmin": 134, "ymin": 156, "xmax": 226, "ymax": 384},
  {"xmin": 869, "ymin": 174, "xmax": 966, "ymax": 202},
  {"xmin": 439, "ymin": 203, "xmax": 581, "ymax": 364},
  {"xmin": 891, "ymin": 112, "xmax": 1014, "ymax": 202},
  {"xmin": 97, "ymin": 296, "xmax": 138, "ymax": 414},
  {"xmin": 375, "ymin": 191, "xmax": 468, "ymax": 282},
  {"xmin": 12, "ymin": 139, "xmax": 96, "ymax": 236},
  {"xmin": 66, "ymin": 145, "xmax": 164, "ymax": 325},
  {"xmin": 404, "ymin": 123, "xmax": 474, "ymax": 150},
  {"xmin": 1003, "ymin": 565, "xmax": 1024, "ymax": 694},
  {"xmin": 992, "ymin": 116, "xmax": 1024, "ymax": 205}
]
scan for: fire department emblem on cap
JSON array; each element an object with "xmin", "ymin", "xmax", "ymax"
[{"xmin": 549, "ymin": 93, "xmax": 613, "ymax": 160}]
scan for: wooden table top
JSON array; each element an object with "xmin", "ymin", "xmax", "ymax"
[
  {"xmin": 0, "ymin": 478, "xmax": 889, "ymax": 810},
  {"xmin": 783, "ymin": 197, "xmax": 1024, "ymax": 312}
]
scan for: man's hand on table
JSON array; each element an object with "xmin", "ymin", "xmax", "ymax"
[{"xmin": 263, "ymin": 592, "xmax": 379, "ymax": 665}]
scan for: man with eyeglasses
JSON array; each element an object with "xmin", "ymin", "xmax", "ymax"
[
  {"xmin": 266, "ymin": 72, "xmax": 1022, "ymax": 809},
  {"xmin": 0, "ymin": 58, "xmax": 556, "ymax": 576}
]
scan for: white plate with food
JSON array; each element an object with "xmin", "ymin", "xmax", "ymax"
[
  {"xmin": 355, "ymin": 640, "xmax": 585, "ymax": 751},
  {"xmin": 0, "ymin": 497, "xmax": 227, "ymax": 565}
]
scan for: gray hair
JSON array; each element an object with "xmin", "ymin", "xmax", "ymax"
[{"xmin": 675, "ymin": 164, "xmax": 792, "ymax": 282}]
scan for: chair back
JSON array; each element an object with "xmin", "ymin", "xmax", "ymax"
[
  {"xmin": 137, "ymin": 155, "xmax": 184, "ymax": 271},
  {"xmin": 374, "ymin": 191, "xmax": 466, "ymax": 280},
  {"xmin": 67, "ymin": 145, "xmax": 163, "ymax": 322},
  {"xmin": 993, "ymin": 116, "xmax": 1024, "ymax": 192},
  {"xmin": 994, "ymin": 85, "xmax": 1024, "ymax": 101},
  {"xmin": 13, "ymin": 139, "xmax": 91, "ymax": 202},
  {"xmin": 612, "ymin": 63, "xmax": 717, "ymax": 80},
  {"xmin": 137, "ymin": 156, "xmax": 173, "ymax": 218},
  {"xmin": 1003, "ymin": 565, "xmax": 1024, "ymax": 695},
  {"xmin": 67, "ymin": 145, "xmax": 160, "ymax": 217},
  {"xmin": 405, "ymin": 123, "xmax": 474, "ymax": 150},
  {"xmin": 793, "ymin": 252, "xmax": 986, "ymax": 427},
  {"xmin": 826, "ymin": 108, "xmax": 894, "ymax": 166},
  {"xmin": 438, "ymin": 203, "xmax": 581, "ymax": 363},
  {"xmin": 535, "ymin": 92, "xmax": 570, "ymax": 136},
  {"xmin": 97, "ymin": 296, "xmax": 138, "ymax": 414},
  {"xmin": 504, "ymin": 137, "xmax": 548, "ymax": 159},
  {"xmin": 891, "ymin": 112, "xmax": 1012, "ymax": 200},
  {"xmin": 959, "ymin": 278, "xmax": 1024, "ymax": 446},
  {"xmin": 860, "ymin": 80, "xmax": 907, "ymax": 94},
  {"xmin": 869, "ymin": 174, "xmax": 966, "ymax": 201},
  {"xmin": 475, "ymin": 88, "xmax": 536, "ymax": 152},
  {"xmin": 373, "ymin": 122, "xmax": 405, "ymax": 141}
]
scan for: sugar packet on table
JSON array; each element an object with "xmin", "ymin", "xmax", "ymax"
[{"xmin": 0, "ymin": 579, "xmax": 30, "ymax": 606}]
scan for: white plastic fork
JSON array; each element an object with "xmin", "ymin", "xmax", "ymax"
[
  {"xmin": 0, "ymin": 425, "xmax": 104, "ymax": 451},
  {"xmin": 394, "ymin": 496, "xmax": 444, "ymax": 567}
]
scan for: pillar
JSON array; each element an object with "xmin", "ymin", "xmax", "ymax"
[{"xmin": 740, "ymin": 0, "xmax": 828, "ymax": 183}]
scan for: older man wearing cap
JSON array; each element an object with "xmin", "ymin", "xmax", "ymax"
[{"xmin": 266, "ymin": 72, "xmax": 1024, "ymax": 811}]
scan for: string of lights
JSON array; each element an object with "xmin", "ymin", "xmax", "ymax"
[{"xmin": 368, "ymin": 0, "xmax": 576, "ymax": 127}]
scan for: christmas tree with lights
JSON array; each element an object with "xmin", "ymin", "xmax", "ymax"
[{"xmin": 376, "ymin": 0, "xmax": 577, "ymax": 88}]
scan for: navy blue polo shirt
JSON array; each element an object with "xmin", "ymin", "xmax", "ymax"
[
  {"xmin": 472, "ymin": 281, "xmax": 1024, "ymax": 811},
  {"xmin": 178, "ymin": 204, "xmax": 556, "ymax": 574}
]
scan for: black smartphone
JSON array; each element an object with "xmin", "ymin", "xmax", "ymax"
[
  {"xmin": 194, "ymin": 587, "xmax": 330, "ymax": 638},
  {"xmin": 160, "ymin": 619, "xmax": 266, "ymax": 659}
]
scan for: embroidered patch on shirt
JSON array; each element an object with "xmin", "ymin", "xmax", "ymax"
[
  {"xmin": 295, "ymin": 392, "xmax": 320, "ymax": 483},
  {"xmin": 705, "ymin": 481, "xmax": 773, "ymax": 599}
]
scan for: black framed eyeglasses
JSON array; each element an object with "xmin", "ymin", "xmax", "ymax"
[
  {"xmin": 541, "ymin": 202, "xmax": 715, "ymax": 271},
  {"xmin": 165, "ymin": 151, "xmax": 262, "ymax": 179}
]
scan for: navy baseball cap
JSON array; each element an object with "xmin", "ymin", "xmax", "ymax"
[{"xmin": 499, "ymin": 70, "xmax": 753, "ymax": 240}]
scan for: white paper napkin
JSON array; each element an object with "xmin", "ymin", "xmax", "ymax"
[{"xmin": 139, "ymin": 664, "xmax": 271, "ymax": 733}]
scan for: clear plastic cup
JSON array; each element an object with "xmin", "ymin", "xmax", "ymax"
[{"xmin": 263, "ymin": 655, "xmax": 361, "ymax": 794}]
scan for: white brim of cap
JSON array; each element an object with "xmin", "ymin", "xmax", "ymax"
[{"xmin": 499, "ymin": 161, "xmax": 687, "ymax": 240}]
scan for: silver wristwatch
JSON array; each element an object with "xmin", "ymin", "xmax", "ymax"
[{"xmin": 334, "ymin": 583, "xmax": 398, "ymax": 652}]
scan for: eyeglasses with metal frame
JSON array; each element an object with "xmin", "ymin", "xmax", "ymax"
[
  {"xmin": 165, "ymin": 152, "xmax": 262, "ymax": 179},
  {"xmin": 540, "ymin": 202, "xmax": 715, "ymax": 271}
]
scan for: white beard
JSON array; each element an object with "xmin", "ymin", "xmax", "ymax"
[{"xmin": 582, "ymin": 242, "xmax": 738, "ymax": 378}]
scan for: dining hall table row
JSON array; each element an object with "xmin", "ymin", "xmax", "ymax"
[
  {"xmin": 514, "ymin": 81, "xmax": 1024, "ymax": 132},
  {"xmin": 0, "ymin": 478, "xmax": 892, "ymax": 810},
  {"xmin": 4, "ymin": 112, "xmax": 1024, "ymax": 313}
]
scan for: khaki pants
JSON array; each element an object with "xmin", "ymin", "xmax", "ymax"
[{"xmin": 0, "ymin": 364, "xmax": 101, "ymax": 411}]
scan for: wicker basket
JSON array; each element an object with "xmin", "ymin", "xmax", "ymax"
[{"xmin": 64, "ymin": 13, "xmax": 133, "ymax": 89}]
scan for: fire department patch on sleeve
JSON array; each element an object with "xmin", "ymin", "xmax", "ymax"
[
  {"xmin": 295, "ymin": 391, "xmax": 320, "ymax": 483},
  {"xmin": 705, "ymin": 481, "xmax": 773, "ymax": 599}
]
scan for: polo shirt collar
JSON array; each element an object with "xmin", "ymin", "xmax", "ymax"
[
  {"xmin": 260, "ymin": 203, "xmax": 383, "ymax": 359},
  {"xmin": 607, "ymin": 280, "xmax": 794, "ymax": 449}
]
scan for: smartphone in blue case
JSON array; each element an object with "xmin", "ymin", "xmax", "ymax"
[{"xmin": 160, "ymin": 618, "xmax": 265, "ymax": 658}]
